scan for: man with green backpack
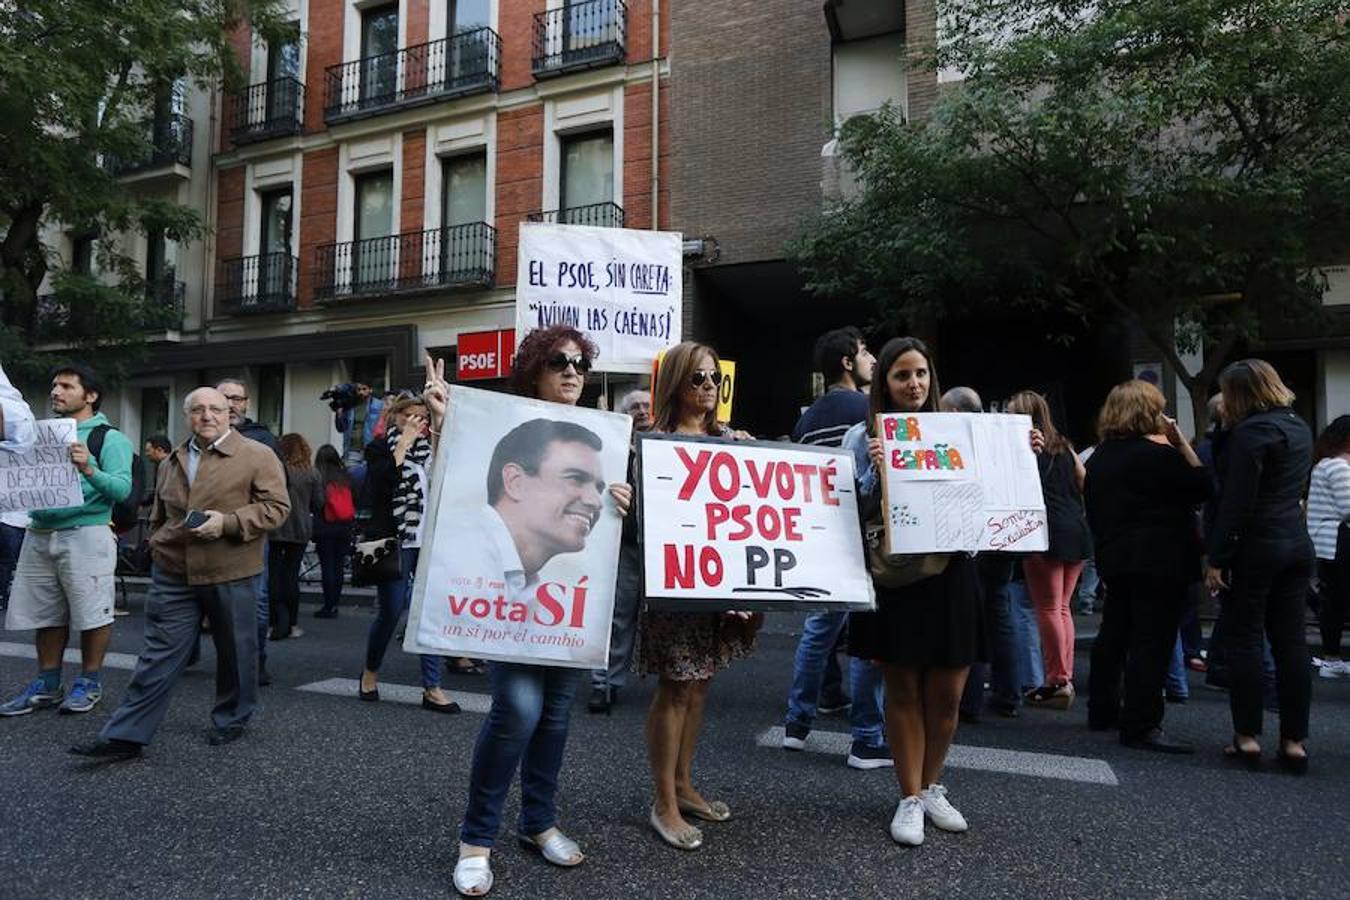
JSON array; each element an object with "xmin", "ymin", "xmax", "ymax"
[{"xmin": 0, "ymin": 364, "xmax": 133, "ymax": 717}]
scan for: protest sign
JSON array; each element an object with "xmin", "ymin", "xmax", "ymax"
[
  {"xmin": 877, "ymin": 412, "xmax": 1047, "ymax": 554},
  {"xmin": 403, "ymin": 386, "xmax": 632, "ymax": 668},
  {"xmin": 639, "ymin": 434, "xmax": 874, "ymax": 612},
  {"xmin": 0, "ymin": 419, "xmax": 82, "ymax": 515},
  {"xmin": 515, "ymin": 222, "xmax": 683, "ymax": 373}
]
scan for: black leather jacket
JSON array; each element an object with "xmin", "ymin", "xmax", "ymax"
[{"xmin": 1207, "ymin": 407, "xmax": 1314, "ymax": 570}]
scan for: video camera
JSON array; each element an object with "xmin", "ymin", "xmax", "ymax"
[{"xmin": 321, "ymin": 382, "xmax": 368, "ymax": 413}]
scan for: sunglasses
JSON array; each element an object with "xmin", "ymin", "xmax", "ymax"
[
  {"xmin": 546, "ymin": 353, "xmax": 592, "ymax": 374},
  {"xmin": 690, "ymin": 369, "xmax": 723, "ymax": 388}
]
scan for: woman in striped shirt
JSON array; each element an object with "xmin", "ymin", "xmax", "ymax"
[{"xmin": 1306, "ymin": 415, "xmax": 1350, "ymax": 680}]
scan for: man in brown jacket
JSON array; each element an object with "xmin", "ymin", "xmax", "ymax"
[{"xmin": 72, "ymin": 387, "xmax": 289, "ymax": 758}]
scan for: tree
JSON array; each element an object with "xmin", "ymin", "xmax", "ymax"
[
  {"xmin": 0, "ymin": 0, "xmax": 287, "ymax": 381},
  {"xmin": 790, "ymin": 0, "xmax": 1350, "ymax": 434}
]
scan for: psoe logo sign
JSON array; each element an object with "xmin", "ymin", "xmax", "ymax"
[{"xmin": 456, "ymin": 329, "xmax": 517, "ymax": 381}]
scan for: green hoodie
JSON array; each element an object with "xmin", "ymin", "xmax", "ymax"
[{"xmin": 28, "ymin": 412, "xmax": 133, "ymax": 530}]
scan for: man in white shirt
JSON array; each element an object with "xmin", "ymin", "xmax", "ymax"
[{"xmin": 0, "ymin": 361, "xmax": 36, "ymax": 610}]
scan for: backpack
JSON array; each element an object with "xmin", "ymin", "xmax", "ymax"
[
  {"xmin": 87, "ymin": 424, "xmax": 144, "ymax": 532},
  {"xmin": 323, "ymin": 480, "xmax": 355, "ymax": 524}
]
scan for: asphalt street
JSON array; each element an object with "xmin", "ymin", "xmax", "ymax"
[{"xmin": 1, "ymin": 594, "xmax": 1347, "ymax": 900}]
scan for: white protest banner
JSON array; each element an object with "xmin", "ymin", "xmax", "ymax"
[
  {"xmin": 515, "ymin": 222, "xmax": 682, "ymax": 373},
  {"xmin": 639, "ymin": 434, "xmax": 875, "ymax": 612},
  {"xmin": 0, "ymin": 419, "xmax": 82, "ymax": 515},
  {"xmin": 404, "ymin": 386, "xmax": 632, "ymax": 668},
  {"xmin": 878, "ymin": 412, "xmax": 1047, "ymax": 554}
]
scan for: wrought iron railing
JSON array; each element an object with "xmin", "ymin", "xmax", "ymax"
[
  {"xmin": 314, "ymin": 222, "xmax": 496, "ymax": 300},
  {"xmin": 32, "ymin": 277, "xmax": 185, "ymax": 340},
  {"xmin": 532, "ymin": 0, "xmax": 627, "ymax": 77},
  {"xmin": 324, "ymin": 28, "xmax": 501, "ymax": 123},
  {"xmin": 105, "ymin": 114, "xmax": 193, "ymax": 175},
  {"xmin": 230, "ymin": 78, "xmax": 305, "ymax": 144},
  {"xmin": 527, "ymin": 202, "xmax": 625, "ymax": 228},
  {"xmin": 217, "ymin": 252, "xmax": 298, "ymax": 315}
]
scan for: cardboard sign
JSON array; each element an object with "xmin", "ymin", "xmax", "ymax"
[
  {"xmin": 878, "ymin": 412, "xmax": 1047, "ymax": 554},
  {"xmin": 404, "ymin": 386, "xmax": 633, "ymax": 668},
  {"xmin": 651, "ymin": 352, "xmax": 737, "ymax": 424},
  {"xmin": 639, "ymin": 434, "xmax": 875, "ymax": 612},
  {"xmin": 515, "ymin": 223, "xmax": 683, "ymax": 373},
  {"xmin": 0, "ymin": 419, "xmax": 82, "ymax": 515},
  {"xmin": 456, "ymin": 328, "xmax": 516, "ymax": 381}
]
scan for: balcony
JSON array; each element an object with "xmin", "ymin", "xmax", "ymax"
[
  {"xmin": 105, "ymin": 114, "xmax": 193, "ymax": 176},
  {"xmin": 33, "ymin": 277, "xmax": 185, "ymax": 341},
  {"xmin": 527, "ymin": 202, "xmax": 625, "ymax": 228},
  {"xmin": 314, "ymin": 223, "xmax": 496, "ymax": 301},
  {"xmin": 229, "ymin": 78, "xmax": 305, "ymax": 145},
  {"xmin": 216, "ymin": 252, "xmax": 298, "ymax": 315},
  {"xmin": 532, "ymin": 0, "xmax": 627, "ymax": 78},
  {"xmin": 324, "ymin": 28, "xmax": 501, "ymax": 125}
]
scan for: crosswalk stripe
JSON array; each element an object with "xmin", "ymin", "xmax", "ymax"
[
  {"xmin": 0, "ymin": 641, "xmax": 140, "ymax": 671},
  {"xmin": 756, "ymin": 726, "xmax": 1120, "ymax": 786},
  {"xmin": 296, "ymin": 677, "xmax": 495, "ymax": 713}
]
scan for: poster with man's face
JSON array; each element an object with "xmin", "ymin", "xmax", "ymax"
[{"xmin": 403, "ymin": 386, "xmax": 633, "ymax": 668}]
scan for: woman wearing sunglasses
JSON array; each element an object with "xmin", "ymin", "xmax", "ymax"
[
  {"xmin": 638, "ymin": 341, "xmax": 760, "ymax": 852},
  {"xmin": 422, "ymin": 325, "xmax": 632, "ymax": 897}
]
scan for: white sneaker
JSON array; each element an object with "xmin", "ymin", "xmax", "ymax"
[
  {"xmin": 889, "ymin": 796, "xmax": 925, "ymax": 846},
  {"xmin": 920, "ymin": 784, "xmax": 969, "ymax": 833},
  {"xmin": 1319, "ymin": 659, "xmax": 1349, "ymax": 679}
]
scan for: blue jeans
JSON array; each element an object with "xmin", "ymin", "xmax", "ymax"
[
  {"xmin": 784, "ymin": 610, "xmax": 885, "ymax": 746},
  {"xmin": 1010, "ymin": 580, "xmax": 1044, "ymax": 692},
  {"xmin": 1166, "ymin": 634, "xmax": 1189, "ymax": 698},
  {"xmin": 0, "ymin": 523, "xmax": 24, "ymax": 607},
  {"xmin": 962, "ymin": 566, "xmax": 1020, "ymax": 714},
  {"xmin": 1076, "ymin": 558, "xmax": 1101, "ymax": 613},
  {"xmin": 461, "ymin": 662, "xmax": 580, "ymax": 847},
  {"xmin": 364, "ymin": 547, "xmax": 439, "ymax": 689}
]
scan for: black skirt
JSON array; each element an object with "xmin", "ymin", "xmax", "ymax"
[{"xmin": 849, "ymin": 553, "xmax": 982, "ymax": 667}]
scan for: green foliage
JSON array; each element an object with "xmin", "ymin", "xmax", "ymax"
[
  {"xmin": 791, "ymin": 0, "xmax": 1350, "ymax": 420},
  {"xmin": 0, "ymin": 0, "xmax": 288, "ymax": 381}
]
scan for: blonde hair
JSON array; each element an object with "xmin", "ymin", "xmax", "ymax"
[
  {"xmin": 652, "ymin": 342, "xmax": 721, "ymax": 435},
  {"xmin": 1097, "ymin": 380, "xmax": 1166, "ymax": 441},
  {"xmin": 1218, "ymin": 359, "xmax": 1295, "ymax": 424}
]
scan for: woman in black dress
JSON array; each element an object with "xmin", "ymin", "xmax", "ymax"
[
  {"xmin": 1083, "ymin": 380, "xmax": 1211, "ymax": 752},
  {"xmin": 1204, "ymin": 359, "xmax": 1314, "ymax": 773},
  {"xmin": 842, "ymin": 337, "xmax": 980, "ymax": 847}
]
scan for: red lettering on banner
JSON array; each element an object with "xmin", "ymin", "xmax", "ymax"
[
  {"xmin": 663, "ymin": 544, "xmax": 724, "ymax": 588},
  {"xmin": 675, "ymin": 447, "xmax": 711, "ymax": 500},
  {"xmin": 821, "ymin": 464, "xmax": 840, "ymax": 506},
  {"xmin": 535, "ymin": 582, "xmax": 565, "ymax": 626},
  {"xmin": 708, "ymin": 452, "xmax": 739, "ymax": 501},
  {"xmin": 746, "ymin": 460, "xmax": 775, "ymax": 498}
]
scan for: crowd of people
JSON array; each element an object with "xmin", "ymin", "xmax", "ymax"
[{"xmin": 0, "ymin": 325, "xmax": 1344, "ymax": 895}]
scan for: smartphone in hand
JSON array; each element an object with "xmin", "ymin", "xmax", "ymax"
[{"xmin": 184, "ymin": 509, "xmax": 209, "ymax": 530}]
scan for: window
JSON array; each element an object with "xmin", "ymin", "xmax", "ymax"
[
  {"xmin": 353, "ymin": 170, "xmax": 394, "ymax": 288},
  {"xmin": 146, "ymin": 228, "xmax": 169, "ymax": 285},
  {"xmin": 259, "ymin": 188, "xmax": 293, "ymax": 298},
  {"xmin": 256, "ymin": 363, "xmax": 286, "ymax": 437},
  {"xmin": 361, "ymin": 4, "xmax": 400, "ymax": 105},
  {"xmin": 441, "ymin": 152, "xmax": 487, "ymax": 276},
  {"xmin": 449, "ymin": 0, "xmax": 490, "ymax": 33},
  {"xmin": 559, "ymin": 129, "xmax": 614, "ymax": 222},
  {"xmin": 266, "ymin": 22, "xmax": 302, "ymax": 121},
  {"xmin": 447, "ymin": 0, "xmax": 492, "ymax": 85},
  {"xmin": 139, "ymin": 386, "xmax": 170, "ymax": 447},
  {"xmin": 71, "ymin": 235, "xmax": 95, "ymax": 276}
]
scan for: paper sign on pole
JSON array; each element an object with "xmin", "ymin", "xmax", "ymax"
[
  {"xmin": 877, "ymin": 412, "xmax": 1047, "ymax": 554},
  {"xmin": 515, "ymin": 223, "xmax": 683, "ymax": 373},
  {"xmin": 639, "ymin": 434, "xmax": 875, "ymax": 612},
  {"xmin": 0, "ymin": 419, "xmax": 83, "ymax": 515},
  {"xmin": 404, "ymin": 386, "xmax": 633, "ymax": 668}
]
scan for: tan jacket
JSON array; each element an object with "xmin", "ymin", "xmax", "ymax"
[{"xmin": 150, "ymin": 429, "xmax": 290, "ymax": 585}]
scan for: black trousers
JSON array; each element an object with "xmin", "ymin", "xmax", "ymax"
[
  {"xmin": 268, "ymin": 542, "xmax": 306, "ymax": 636},
  {"xmin": 1318, "ymin": 556, "xmax": 1348, "ymax": 658},
  {"xmin": 1226, "ymin": 557, "xmax": 1313, "ymax": 741},
  {"xmin": 1087, "ymin": 574, "xmax": 1189, "ymax": 737}
]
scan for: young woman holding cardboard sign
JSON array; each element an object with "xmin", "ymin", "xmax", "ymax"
[
  {"xmin": 841, "ymin": 336, "xmax": 983, "ymax": 847},
  {"xmin": 639, "ymin": 340, "xmax": 760, "ymax": 852}
]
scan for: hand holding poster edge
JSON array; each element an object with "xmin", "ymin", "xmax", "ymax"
[{"xmin": 636, "ymin": 432, "xmax": 876, "ymax": 613}]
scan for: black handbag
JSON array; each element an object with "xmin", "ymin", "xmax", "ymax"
[{"xmin": 350, "ymin": 535, "xmax": 400, "ymax": 586}]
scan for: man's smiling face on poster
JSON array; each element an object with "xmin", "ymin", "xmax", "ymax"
[{"xmin": 502, "ymin": 439, "xmax": 606, "ymax": 557}]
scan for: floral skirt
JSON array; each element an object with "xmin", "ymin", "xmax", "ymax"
[{"xmin": 636, "ymin": 610, "xmax": 761, "ymax": 682}]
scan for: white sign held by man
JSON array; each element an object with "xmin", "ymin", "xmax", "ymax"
[
  {"xmin": 515, "ymin": 222, "xmax": 683, "ymax": 373},
  {"xmin": 404, "ymin": 386, "xmax": 633, "ymax": 668},
  {"xmin": 0, "ymin": 419, "xmax": 83, "ymax": 514},
  {"xmin": 639, "ymin": 434, "xmax": 875, "ymax": 612},
  {"xmin": 877, "ymin": 412, "xmax": 1048, "ymax": 554}
]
